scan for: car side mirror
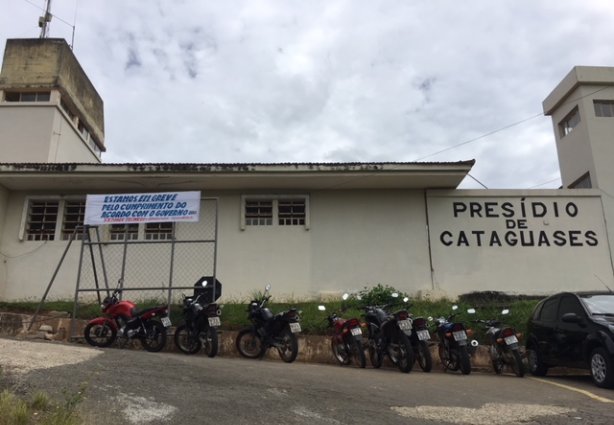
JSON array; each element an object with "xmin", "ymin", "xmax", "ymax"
[{"xmin": 561, "ymin": 312, "xmax": 583, "ymax": 324}]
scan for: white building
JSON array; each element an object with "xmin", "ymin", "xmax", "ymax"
[{"xmin": 1, "ymin": 38, "xmax": 613, "ymax": 302}]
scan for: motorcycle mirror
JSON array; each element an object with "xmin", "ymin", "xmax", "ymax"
[
  {"xmin": 391, "ymin": 292, "xmax": 399, "ymax": 298},
  {"xmin": 452, "ymin": 305, "xmax": 458, "ymax": 311},
  {"xmin": 501, "ymin": 308, "xmax": 510, "ymax": 315},
  {"xmin": 342, "ymin": 293, "xmax": 349, "ymax": 301},
  {"xmin": 467, "ymin": 308, "xmax": 476, "ymax": 314},
  {"xmin": 318, "ymin": 305, "xmax": 326, "ymax": 311},
  {"xmin": 265, "ymin": 284, "xmax": 271, "ymax": 291},
  {"xmin": 471, "ymin": 339, "xmax": 479, "ymax": 347},
  {"xmin": 201, "ymin": 280, "xmax": 208, "ymax": 287}
]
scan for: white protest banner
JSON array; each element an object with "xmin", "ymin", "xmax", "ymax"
[{"xmin": 85, "ymin": 191, "xmax": 201, "ymax": 225}]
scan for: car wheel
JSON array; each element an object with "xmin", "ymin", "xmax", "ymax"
[
  {"xmin": 590, "ymin": 347, "xmax": 614, "ymax": 388},
  {"xmin": 527, "ymin": 346, "xmax": 548, "ymax": 376}
]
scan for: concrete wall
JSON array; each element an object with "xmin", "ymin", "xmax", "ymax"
[
  {"xmin": 0, "ymin": 104, "xmax": 98, "ymax": 162},
  {"xmin": 426, "ymin": 189, "xmax": 614, "ymax": 296},
  {"xmin": 0, "ymin": 185, "xmax": 7, "ymax": 299},
  {"xmin": 1, "ymin": 187, "xmax": 613, "ymax": 302}
]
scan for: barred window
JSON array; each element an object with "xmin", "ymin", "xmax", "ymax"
[
  {"xmin": 245, "ymin": 200, "xmax": 273, "ymax": 226},
  {"xmin": 62, "ymin": 200, "xmax": 86, "ymax": 240},
  {"xmin": 278, "ymin": 199, "xmax": 306, "ymax": 225},
  {"xmin": 26, "ymin": 201, "xmax": 59, "ymax": 241},
  {"xmin": 109, "ymin": 224, "xmax": 139, "ymax": 241},
  {"xmin": 144, "ymin": 222, "xmax": 174, "ymax": 240}
]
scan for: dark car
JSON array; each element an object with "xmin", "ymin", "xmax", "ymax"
[{"xmin": 526, "ymin": 291, "xmax": 614, "ymax": 388}]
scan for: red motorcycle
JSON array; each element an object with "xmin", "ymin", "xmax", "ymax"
[
  {"xmin": 84, "ymin": 283, "xmax": 171, "ymax": 352},
  {"xmin": 318, "ymin": 304, "xmax": 366, "ymax": 368}
]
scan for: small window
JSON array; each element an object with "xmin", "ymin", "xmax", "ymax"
[
  {"xmin": 62, "ymin": 200, "xmax": 86, "ymax": 240},
  {"xmin": 245, "ymin": 200, "xmax": 273, "ymax": 226},
  {"xmin": 594, "ymin": 100, "xmax": 614, "ymax": 117},
  {"xmin": 4, "ymin": 91, "xmax": 51, "ymax": 102},
  {"xmin": 26, "ymin": 200, "xmax": 59, "ymax": 241},
  {"xmin": 278, "ymin": 199, "xmax": 306, "ymax": 225},
  {"xmin": 559, "ymin": 107, "xmax": 580, "ymax": 137},
  {"xmin": 109, "ymin": 224, "xmax": 139, "ymax": 241},
  {"xmin": 569, "ymin": 172, "xmax": 591, "ymax": 189},
  {"xmin": 145, "ymin": 222, "xmax": 174, "ymax": 240}
]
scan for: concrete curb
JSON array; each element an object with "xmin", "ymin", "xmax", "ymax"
[{"xmin": 1, "ymin": 311, "xmax": 506, "ymax": 373}]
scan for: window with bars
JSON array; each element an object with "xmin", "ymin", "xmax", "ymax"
[
  {"xmin": 61, "ymin": 200, "xmax": 86, "ymax": 240},
  {"xmin": 26, "ymin": 201, "xmax": 59, "ymax": 241},
  {"xmin": 594, "ymin": 100, "xmax": 614, "ymax": 117},
  {"xmin": 278, "ymin": 199, "xmax": 306, "ymax": 225},
  {"xmin": 109, "ymin": 224, "xmax": 139, "ymax": 240},
  {"xmin": 245, "ymin": 200, "xmax": 273, "ymax": 226},
  {"xmin": 243, "ymin": 196, "xmax": 308, "ymax": 228},
  {"xmin": 144, "ymin": 222, "xmax": 175, "ymax": 240}
]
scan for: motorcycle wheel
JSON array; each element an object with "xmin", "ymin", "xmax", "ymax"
[
  {"xmin": 277, "ymin": 328, "xmax": 299, "ymax": 363},
  {"xmin": 174, "ymin": 324, "xmax": 201, "ymax": 355},
  {"xmin": 331, "ymin": 337, "xmax": 351, "ymax": 365},
  {"xmin": 439, "ymin": 344, "xmax": 458, "ymax": 371},
  {"xmin": 202, "ymin": 327, "xmax": 219, "ymax": 358},
  {"xmin": 510, "ymin": 350, "xmax": 525, "ymax": 377},
  {"xmin": 390, "ymin": 332, "xmax": 414, "ymax": 373},
  {"xmin": 140, "ymin": 321, "xmax": 167, "ymax": 352},
  {"xmin": 369, "ymin": 337, "xmax": 384, "ymax": 369},
  {"xmin": 84, "ymin": 321, "xmax": 116, "ymax": 348},
  {"xmin": 236, "ymin": 328, "xmax": 265, "ymax": 358},
  {"xmin": 417, "ymin": 341, "xmax": 433, "ymax": 372},
  {"xmin": 458, "ymin": 346, "xmax": 472, "ymax": 375},
  {"xmin": 351, "ymin": 337, "xmax": 366, "ymax": 368}
]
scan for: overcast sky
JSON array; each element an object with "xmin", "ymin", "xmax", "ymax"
[{"xmin": 2, "ymin": 1, "xmax": 614, "ymax": 189}]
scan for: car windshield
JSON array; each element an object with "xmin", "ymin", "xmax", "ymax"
[{"xmin": 580, "ymin": 294, "xmax": 614, "ymax": 315}]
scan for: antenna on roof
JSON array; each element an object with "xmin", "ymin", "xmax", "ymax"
[
  {"xmin": 38, "ymin": 0, "xmax": 53, "ymax": 38},
  {"xmin": 594, "ymin": 274, "xmax": 613, "ymax": 293}
]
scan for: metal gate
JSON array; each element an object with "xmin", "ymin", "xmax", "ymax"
[{"xmin": 69, "ymin": 197, "xmax": 219, "ymax": 340}]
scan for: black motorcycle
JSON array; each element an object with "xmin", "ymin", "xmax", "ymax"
[
  {"xmin": 235, "ymin": 284, "xmax": 301, "ymax": 363},
  {"xmin": 410, "ymin": 315, "xmax": 433, "ymax": 372},
  {"xmin": 364, "ymin": 293, "xmax": 415, "ymax": 373},
  {"xmin": 473, "ymin": 309, "xmax": 524, "ymax": 377},
  {"xmin": 174, "ymin": 292, "xmax": 221, "ymax": 357},
  {"xmin": 432, "ymin": 305, "xmax": 476, "ymax": 375}
]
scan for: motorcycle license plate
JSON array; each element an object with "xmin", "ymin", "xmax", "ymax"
[
  {"xmin": 417, "ymin": 330, "xmax": 430, "ymax": 341},
  {"xmin": 208, "ymin": 317, "xmax": 221, "ymax": 327},
  {"xmin": 289, "ymin": 322, "xmax": 301, "ymax": 333},
  {"xmin": 504, "ymin": 335, "xmax": 518, "ymax": 345},
  {"xmin": 351, "ymin": 327, "xmax": 362, "ymax": 337},
  {"xmin": 452, "ymin": 330, "xmax": 467, "ymax": 341},
  {"xmin": 161, "ymin": 317, "xmax": 172, "ymax": 327},
  {"xmin": 398, "ymin": 319, "xmax": 412, "ymax": 331}
]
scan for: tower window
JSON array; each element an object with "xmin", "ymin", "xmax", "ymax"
[
  {"xmin": 4, "ymin": 91, "xmax": 51, "ymax": 102},
  {"xmin": 559, "ymin": 107, "xmax": 580, "ymax": 137},
  {"xmin": 594, "ymin": 100, "xmax": 614, "ymax": 117},
  {"xmin": 569, "ymin": 172, "xmax": 592, "ymax": 189}
]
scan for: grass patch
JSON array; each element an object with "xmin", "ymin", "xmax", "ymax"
[{"xmin": 0, "ymin": 388, "xmax": 83, "ymax": 425}]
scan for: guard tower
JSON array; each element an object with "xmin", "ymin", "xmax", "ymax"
[
  {"xmin": 543, "ymin": 66, "xmax": 614, "ymax": 191},
  {"xmin": 544, "ymin": 66, "xmax": 614, "ymax": 270},
  {"xmin": 0, "ymin": 38, "xmax": 105, "ymax": 163}
]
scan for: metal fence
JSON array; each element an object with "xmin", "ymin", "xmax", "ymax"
[{"xmin": 69, "ymin": 197, "xmax": 218, "ymax": 339}]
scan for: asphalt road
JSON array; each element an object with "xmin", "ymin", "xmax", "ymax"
[{"xmin": 4, "ymin": 340, "xmax": 614, "ymax": 425}]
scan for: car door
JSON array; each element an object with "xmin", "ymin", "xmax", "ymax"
[
  {"xmin": 532, "ymin": 296, "xmax": 560, "ymax": 364},
  {"xmin": 555, "ymin": 295, "xmax": 590, "ymax": 368}
]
